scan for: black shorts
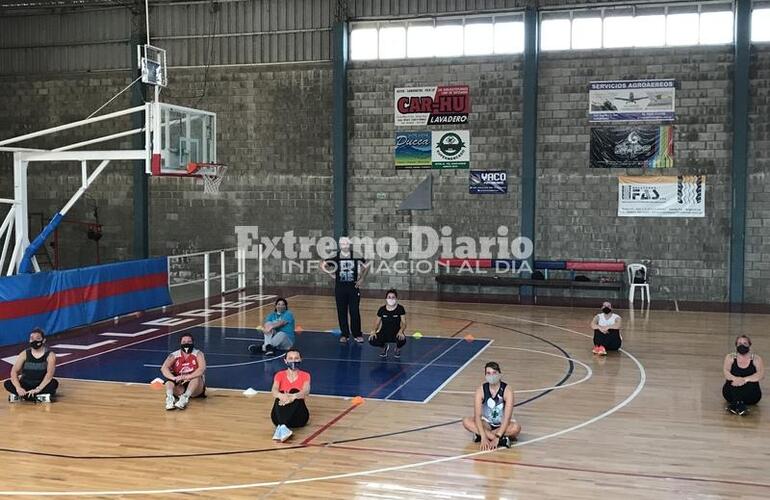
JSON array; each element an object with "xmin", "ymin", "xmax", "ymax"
[{"xmin": 173, "ymin": 379, "xmax": 207, "ymax": 398}]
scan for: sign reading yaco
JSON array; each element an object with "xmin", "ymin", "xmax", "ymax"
[
  {"xmin": 432, "ymin": 130, "xmax": 470, "ymax": 169},
  {"xmin": 394, "ymin": 85, "xmax": 471, "ymax": 126},
  {"xmin": 470, "ymin": 170, "xmax": 507, "ymax": 194},
  {"xmin": 589, "ymin": 79, "xmax": 676, "ymax": 122},
  {"xmin": 618, "ymin": 175, "xmax": 705, "ymax": 218}
]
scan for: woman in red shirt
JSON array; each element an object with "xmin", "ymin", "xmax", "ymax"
[{"xmin": 270, "ymin": 348, "xmax": 310, "ymax": 442}]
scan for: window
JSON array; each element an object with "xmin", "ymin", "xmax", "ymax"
[
  {"xmin": 407, "ymin": 25, "xmax": 434, "ymax": 58},
  {"xmin": 753, "ymin": 8, "xmax": 770, "ymax": 42},
  {"xmin": 699, "ymin": 11, "xmax": 733, "ymax": 45},
  {"xmin": 603, "ymin": 16, "xmax": 634, "ymax": 48},
  {"xmin": 633, "ymin": 15, "xmax": 666, "ymax": 47},
  {"xmin": 349, "ymin": 15, "xmax": 525, "ymax": 61},
  {"xmin": 435, "ymin": 24, "xmax": 464, "ymax": 57},
  {"xmin": 539, "ymin": 3, "xmax": 736, "ymax": 51},
  {"xmin": 666, "ymin": 13, "xmax": 700, "ymax": 46},
  {"xmin": 541, "ymin": 18, "xmax": 571, "ymax": 51},
  {"xmin": 465, "ymin": 22, "xmax": 494, "ymax": 56},
  {"xmin": 350, "ymin": 28, "xmax": 377, "ymax": 61},
  {"xmin": 571, "ymin": 17, "xmax": 602, "ymax": 49},
  {"xmin": 494, "ymin": 21, "xmax": 525, "ymax": 53},
  {"xmin": 378, "ymin": 26, "xmax": 406, "ymax": 59}
]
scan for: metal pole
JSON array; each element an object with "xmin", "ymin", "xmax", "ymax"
[
  {"xmin": 332, "ymin": 20, "xmax": 348, "ymax": 240},
  {"xmin": 204, "ymin": 252, "xmax": 210, "ymax": 299},
  {"xmin": 131, "ymin": 7, "xmax": 149, "ymax": 260},
  {"xmin": 520, "ymin": 6, "xmax": 539, "ymax": 302},
  {"xmin": 729, "ymin": 0, "xmax": 751, "ymax": 307},
  {"xmin": 220, "ymin": 249, "xmax": 226, "ymax": 294}
]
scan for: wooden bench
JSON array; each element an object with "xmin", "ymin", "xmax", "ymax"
[{"xmin": 435, "ymin": 259, "xmax": 625, "ymax": 299}]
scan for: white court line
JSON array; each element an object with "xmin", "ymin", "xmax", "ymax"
[
  {"xmin": 143, "ymin": 353, "xmax": 285, "ymax": 369},
  {"xmin": 54, "ymin": 297, "xmax": 286, "ymax": 371},
  {"xmin": 439, "ymin": 346, "xmax": 593, "ymax": 395},
  {"xmin": 0, "ymin": 340, "xmax": 643, "ymax": 497},
  {"xmin": 422, "ymin": 339, "xmax": 494, "ymax": 403},
  {"xmin": 383, "ymin": 339, "xmax": 463, "ymax": 400},
  {"xmin": 0, "ymin": 307, "xmax": 645, "ymax": 496}
]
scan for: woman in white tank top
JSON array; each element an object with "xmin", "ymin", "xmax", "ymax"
[{"xmin": 590, "ymin": 301, "xmax": 622, "ymax": 355}]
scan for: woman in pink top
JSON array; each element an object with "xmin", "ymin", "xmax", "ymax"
[{"xmin": 270, "ymin": 348, "xmax": 310, "ymax": 442}]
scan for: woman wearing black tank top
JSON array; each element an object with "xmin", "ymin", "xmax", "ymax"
[
  {"xmin": 462, "ymin": 362, "xmax": 521, "ymax": 450},
  {"xmin": 3, "ymin": 328, "xmax": 58, "ymax": 402},
  {"xmin": 722, "ymin": 335, "xmax": 764, "ymax": 416}
]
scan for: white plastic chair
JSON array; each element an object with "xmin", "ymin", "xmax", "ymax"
[{"xmin": 627, "ymin": 263, "xmax": 650, "ymax": 303}]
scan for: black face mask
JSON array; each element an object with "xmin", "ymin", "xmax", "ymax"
[
  {"xmin": 736, "ymin": 344, "xmax": 750, "ymax": 355},
  {"xmin": 29, "ymin": 340, "xmax": 43, "ymax": 349},
  {"xmin": 286, "ymin": 360, "xmax": 301, "ymax": 371},
  {"xmin": 602, "ymin": 307, "xmax": 612, "ymax": 314},
  {"xmin": 181, "ymin": 343, "xmax": 194, "ymax": 354}
]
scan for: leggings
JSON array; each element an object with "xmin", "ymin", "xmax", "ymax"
[
  {"xmin": 4, "ymin": 378, "xmax": 58, "ymax": 397},
  {"xmin": 335, "ymin": 285, "xmax": 362, "ymax": 339},
  {"xmin": 722, "ymin": 381, "xmax": 762, "ymax": 405},
  {"xmin": 271, "ymin": 389, "xmax": 309, "ymax": 428},
  {"xmin": 369, "ymin": 334, "xmax": 406, "ymax": 349},
  {"xmin": 593, "ymin": 329, "xmax": 622, "ymax": 351}
]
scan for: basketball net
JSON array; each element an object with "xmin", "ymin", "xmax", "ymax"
[{"xmin": 187, "ymin": 163, "xmax": 227, "ymax": 195}]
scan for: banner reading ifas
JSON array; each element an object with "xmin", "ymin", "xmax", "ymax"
[{"xmin": 618, "ymin": 175, "xmax": 705, "ymax": 217}]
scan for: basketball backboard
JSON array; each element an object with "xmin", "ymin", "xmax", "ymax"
[
  {"xmin": 139, "ymin": 45, "xmax": 167, "ymax": 87},
  {"xmin": 147, "ymin": 102, "xmax": 217, "ymax": 176}
]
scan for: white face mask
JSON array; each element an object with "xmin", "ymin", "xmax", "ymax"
[
  {"xmin": 386, "ymin": 298, "xmax": 397, "ymax": 307},
  {"xmin": 485, "ymin": 374, "xmax": 501, "ymax": 385}
]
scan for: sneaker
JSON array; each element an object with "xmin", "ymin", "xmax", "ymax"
[
  {"xmin": 498, "ymin": 436, "xmax": 512, "ymax": 448},
  {"xmin": 279, "ymin": 425, "xmax": 293, "ymax": 442},
  {"xmin": 263, "ymin": 346, "xmax": 274, "ymax": 356},
  {"xmin": 598, "ymin": 346, "xmax": 608, "ymax": 356},
  {"xmin": 379, "ymin": 345, "xmax": 389, "ymax": 358},
  {"xmin": 339, "ymin": 336, "xmax": 349, "ymax": 343},
  {"xmin": 727, "ymin": 402, "xmax": 739, "ymax": 415},
  {"xmin": 394, "ymin": 348, "xmax": 401, "ymax": 359},
  {"xmin": 165, "ymin": 395, "xmax": 176, "ymax": 410},
  {"xmin": 473, "ymin": 433, "xmax": 481, "ymax": 443},
  {"xmin": 272, "ymin": 426, "xmax": 282, "ymax": 441},
  {"xmin": 35, "ymin": 394, "xmax": 51, "ymax": 403},
  {"xmin": 592, "ymin": 346, "xmax": 600, "ymax": 355},
  {"xmin": 353, "ymin": 336, "xmax": 364, "ymax": 344},
  {"xmin": 175, "ymin": 394, "xmax": 190, "ymax": 410},
  {"xmin": 8, "ymin": 394, "xmax": 19, "ymax": 402},
  {"xmin": 736, "ymin": 401, "xmax": 749, "ymax": 416}
]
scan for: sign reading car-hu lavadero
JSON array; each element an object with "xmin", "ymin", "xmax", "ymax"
[{"xmin": 395, "ymin": 131, "xmax": 470, "ymax": 169}]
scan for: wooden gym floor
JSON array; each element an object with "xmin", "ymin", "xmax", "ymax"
[{"xmin": 0, "ymin": 294, "xmax": 767, "ymax": 499}]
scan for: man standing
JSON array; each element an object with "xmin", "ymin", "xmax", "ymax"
[{"xmin": 321, "ymin": 236, "xmax": 370, "ymax": 343}]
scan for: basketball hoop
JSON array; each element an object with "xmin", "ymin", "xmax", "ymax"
[{"xmin": 186, "ymin": 162, "xmax": 228, "ymax": 195}]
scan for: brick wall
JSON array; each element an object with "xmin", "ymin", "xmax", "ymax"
[
  {"xmin": 536, "ymin": 47, "xmax": 733, "ymax": 303},
  {"xmin": 746, "ymin": 48, "xmax": 770, "ymax": 303},
  {"xmin": 347, "ymin": 57, "xmax": 523, "ymax": 293},
  {"xmin": 0, "ymin": 64, "xmax": 334, "ymax": 287}
]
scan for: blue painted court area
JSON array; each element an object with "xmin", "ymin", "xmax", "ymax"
[{"xmin": 55, "ymin": 327, "xmax": 492, "ymax": 403}]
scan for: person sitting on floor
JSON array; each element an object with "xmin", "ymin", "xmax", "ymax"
[
  {"xmin": 161, "ymin": 334, "xmax": 207, "ymax": 410},
  {"xmin": 4, "ymin": 328, "xmax": 58, "ymax": 402},
  {"xmin": 270, "ymin": 348, "xmax": 310, "ymax": 442},
  {"xmin": 723, "ymin": 335, "xmax": 764, "ymax": 416},
  {"xmin": 590, "ymin": 301, "xmax": 622, "ymax": 355},
  {"xmin": 368, "ymin": 289, "xmax": 407, "ymax": 359},
  {"xmin": 250, "ymin": 297, "xmax": 295, "ymax": 356},
  {"xmin": 462, "ymin": 361, "xmax": 521, "ymax": 450}
]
